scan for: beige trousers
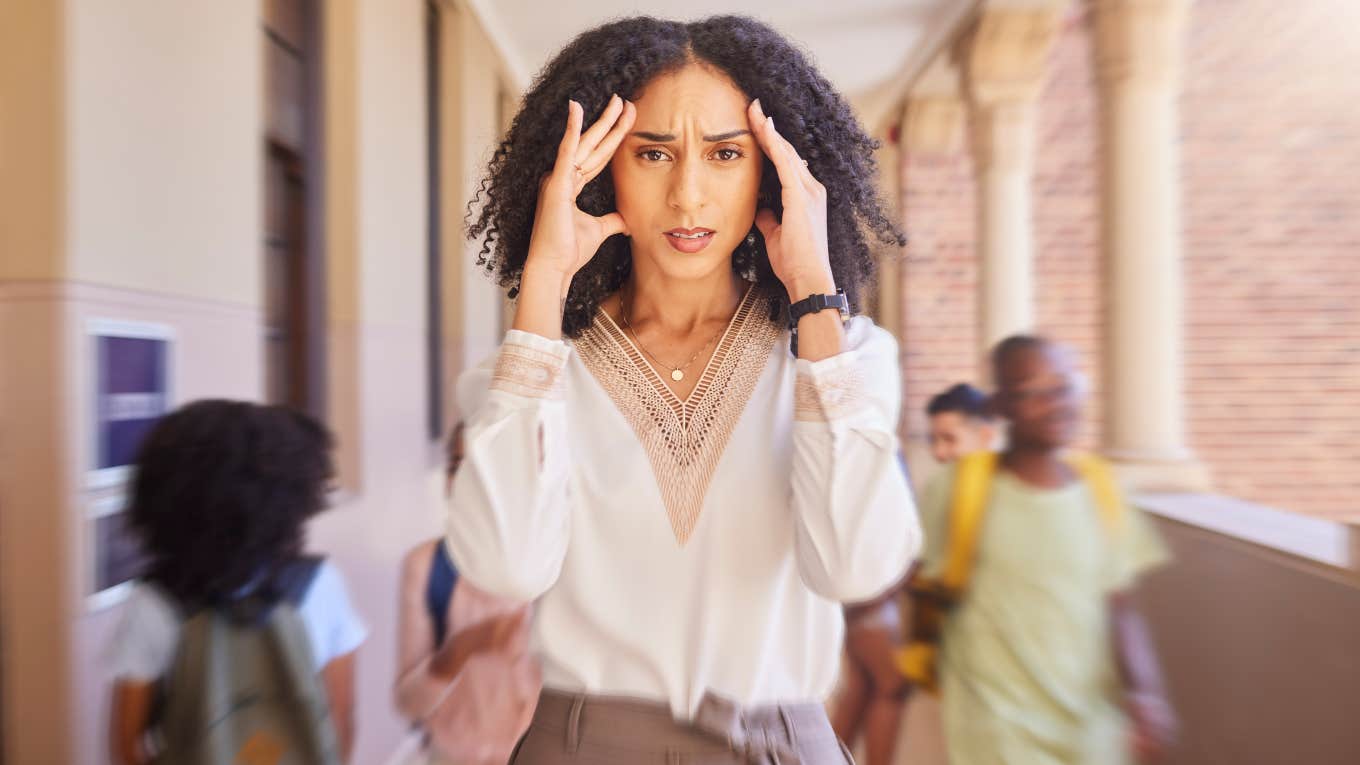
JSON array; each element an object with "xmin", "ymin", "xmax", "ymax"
[{"xmin": 510, "ymin": 689, "xmax": 854, "ymax": 765}]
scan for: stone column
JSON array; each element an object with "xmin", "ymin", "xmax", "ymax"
[
  {"xmin": 890, "ymin": 58, "xmax": 968, "ymax": 341},
  {"xmin": 971, "ymin": 99, "xmax": 1038, "ymax": 355},
  {"xmin": 963, "ymin": 4, "xmax": 1065, "ymax": 364},
  {"xmin": 1094, "ymin": 0, "xmax": 1208, "ymax": 490}
]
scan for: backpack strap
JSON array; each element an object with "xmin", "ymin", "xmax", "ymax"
[
  {"xmin": 941, "ymin": 451, "xmax": 999, "ymax": 593},
  {"xmin": 425, "ymin": 540, "xmax": 459, "ymax": 647},
  {"xmin": 1065, "ymin": 452, "xmax": 1126, "ymax": 536}
]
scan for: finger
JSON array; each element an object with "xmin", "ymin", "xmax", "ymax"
[
  {"xmin": 552, "ymin": 100, "xmax": 584, "ymax": 180},
  {"xmin": 575, "ymin": 94, "xmax": 623, "ymax": 163},
  {"xmin": 754, "ymin": 208, "xmax": 779, "ymax": 241},
  {"xmin": 770, "ymin": 122, "xmax": 819, "ymax": 191},
  {"xmin": 749, "ymin": 98, "xmax": 805, "ymax": 178},
  {"xmin": 577, "ymin": 100, "xmax": 637, "ymax": 183},
  {"xmin": 750, "ymin": 100, "xmax": 819, "ymax": 190},
  {"xmin": 595, "ymin": 212, "xmax": 629, "ymax": 240},
  {"xmin": 748, "ymin": 101, "xmax": 809, "ymax": 198}
]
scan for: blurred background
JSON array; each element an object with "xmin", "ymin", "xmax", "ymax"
[{"xmin": 1, "ymin": 0, "xmax": 1356, "ymax": 763}]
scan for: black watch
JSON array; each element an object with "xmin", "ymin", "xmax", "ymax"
[
  {"xmin": 789, "ymin": 289, "xmax": 849, "ymax": 328},
  {"xmin": 788, "ymin": 288, "xmax": 849, "ymax": 355}
]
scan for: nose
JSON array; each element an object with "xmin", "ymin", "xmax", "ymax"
[{"xmin": 666, "ymin": 154, "xmax": 706, "ymax": 214}]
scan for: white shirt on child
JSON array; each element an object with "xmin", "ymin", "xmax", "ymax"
[{"xmin": 107, "ymin": 560, "xmax": 368, "ymax": 680}]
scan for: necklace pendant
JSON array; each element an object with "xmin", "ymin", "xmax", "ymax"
[{"xmin": 671, "ymin": 369, "xmax": 684, "ymax": 382}]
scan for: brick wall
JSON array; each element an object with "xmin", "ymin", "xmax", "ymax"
[
  {"xmin": 897, "ymin": 0, "xmax": 1360, "ymax": 518},
  {"xmin": 898, "ymin": 152, "xmax": 980, "ymax": 442},
  {"xmin": 1032, "ymin": 10, "xmax": 1104, "ymax": 451},
  {"xmin": 1181, "ymin": 0, "xmax": 1360, "ymax": 518}
]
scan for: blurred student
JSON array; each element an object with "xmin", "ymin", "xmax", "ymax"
[
  {"xmin": 108, "ymin": 400, "xmax": 366, "ymax": 765},
  {"xmin": 830, "ymin": 453, "xmax": 920, "ymax": 765},
  {"xmin": 833, "ymin": 384, "xmax": 993, "ymax": 763},
  {"xmin": 393, "ymin": 424, "xmax": 540, "ymax": 765},
  {"xmin": 926, "ymin": 382, "xmax": 998, "ymax": 464},
  {"xmin": 903, "ymin": 336, "xmax": 1177, "ymax": 764}
]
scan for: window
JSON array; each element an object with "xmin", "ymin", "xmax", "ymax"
[
  {"xmin": 263, "ymin": 0, "xmax": 325, "ymax": 416},
  {"xmin": 426, "ymin": 0, "xmax": 445, "ymax": 439}
]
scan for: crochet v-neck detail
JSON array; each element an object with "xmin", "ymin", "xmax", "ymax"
[{"xmin": 575, "ymin": 289, "xmax": 778, "ymax": 544}]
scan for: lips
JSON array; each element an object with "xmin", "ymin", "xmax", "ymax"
[
  {"xmin": 664, "ymin": 227, "xmax": 716, "ymax": 253},
  {"xmin": 666, "ymin": 227, "xmax": 715, "ymax": 240}
]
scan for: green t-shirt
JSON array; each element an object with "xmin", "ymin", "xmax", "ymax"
[{"xmin": 919, "ymin": 461, "xmax": 1169, "ymax": 765}]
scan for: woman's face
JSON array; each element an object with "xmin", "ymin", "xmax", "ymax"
[{"xmin": 610, "ymin": 62, "xmax": 763, "ymax": 281}]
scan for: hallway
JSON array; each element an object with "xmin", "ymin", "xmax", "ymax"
[{"xmin": 2, "ymin": 1, "xmax": 1357, "ymax": 763}]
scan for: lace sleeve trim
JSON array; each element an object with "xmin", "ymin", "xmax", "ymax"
[
  {"xmin": 490, "ymin": 342, "xmax": 568, "ymax": 400},
  {"xmin": 794, "ymin": 361, "xmax": 865, "ymax": 422}
]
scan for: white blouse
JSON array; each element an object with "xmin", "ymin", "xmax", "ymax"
[{"xmin": 446, "ymin": 290, "xmax": 920, "ymax": 719}]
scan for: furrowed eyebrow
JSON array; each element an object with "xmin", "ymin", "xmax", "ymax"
[
  {"xmin": 703, "ymin": 129, "xmax": 750, "ymax": 142},
  {"xmin": 629, "ymin": 129, "xmax": 752, "ymax": 142}
]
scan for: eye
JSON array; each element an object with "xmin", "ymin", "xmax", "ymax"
[
  {"xmin": 638, "ymin": 149, "xmax": 671, "ymax": 162},
  {"xmin": 713, "ymin": 147, "xmax": 744, "ymax": 161}
]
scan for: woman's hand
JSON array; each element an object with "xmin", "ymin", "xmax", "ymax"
[
  {"xmin": 748, "ymin": 99, "xmax": 843, "ymax": 360},
  {"xmin": 747, "ymin": 98, "xmax": 834, "ymax": 301},
  {"xmin": 515, "ymin": 95, "xmax": 637, "ymax": 339}
]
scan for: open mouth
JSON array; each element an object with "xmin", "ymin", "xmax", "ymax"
[
  {"xmin": 665, "ymin": 228, "xmax": 715, "ymax": 240},
  {"xmin": 664, "ymin": 227, "xmax": 716, "ymax": 253}
]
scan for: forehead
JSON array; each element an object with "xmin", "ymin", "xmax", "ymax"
[
  {"xmin": 999, "ymin": 345, "xmax": 1074, "ymax": 386},
  {"xmin": 631, "ymin": 62, "xmax": 750, "ymax": 132}
]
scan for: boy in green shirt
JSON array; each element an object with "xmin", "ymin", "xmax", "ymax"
[{"xmin": 917, "ymin": 336, "xmax": 1177, "ymax": 764}]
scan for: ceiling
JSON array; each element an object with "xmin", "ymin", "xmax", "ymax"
[{"xmin": 464, "ymin": 0, "xmax": 979, "ymax": 132}]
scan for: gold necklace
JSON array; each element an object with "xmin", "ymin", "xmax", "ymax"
[{"xmin": 620, "ymin": 288, "xmax": 736, "ymax": 383}]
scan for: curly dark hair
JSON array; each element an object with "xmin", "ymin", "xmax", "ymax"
[
  {"xmin": 467, "ymin": 15, "xmax": 904, "ymax": 337},
  {"xmin": 127, "ymin": 399, "xmax": 334, "ymax": 608}
]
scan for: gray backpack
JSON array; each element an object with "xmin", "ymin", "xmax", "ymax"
[{"xmin": 152, "ymin": 557, "xmax": 342, "ymax": 765}]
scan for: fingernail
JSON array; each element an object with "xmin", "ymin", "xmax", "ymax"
[
  {"xmin": 752, "ymin": 98, "xmax": 762, "ymax": 112},
  {"xmin": 767, "ymin": 116, "xmax": 775, "ymax": 129}
]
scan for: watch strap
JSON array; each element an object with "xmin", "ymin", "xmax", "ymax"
[{"xmin": 788, "ymin": 289, "xmax": 849, "ymax": 329}]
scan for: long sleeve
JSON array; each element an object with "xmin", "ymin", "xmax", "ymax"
[
  {"xmin": 790, "ymin": 318, "xmax": 921, "ymax": 603},
  {"xmin": 446, "ymin": 330, "xmax": 573, "ymax": 603}
]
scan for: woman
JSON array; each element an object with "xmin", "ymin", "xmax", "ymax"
[{"xmin": 449, "ymin": 16, "xmax": 921, "ymax": 763}]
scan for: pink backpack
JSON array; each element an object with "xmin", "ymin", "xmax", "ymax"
[{"xmin": 423, "ymin": 542, "xmax": 541, "ymax": 765}]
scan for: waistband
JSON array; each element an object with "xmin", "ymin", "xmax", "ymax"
[{"xmin": 531, "ymin": 689, "xmax": 833, "ymax": 764}]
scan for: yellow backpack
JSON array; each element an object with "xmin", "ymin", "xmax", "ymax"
[{"xmin": 894, "ymin": 451, "xmax": 1125, "ymax": 694}]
